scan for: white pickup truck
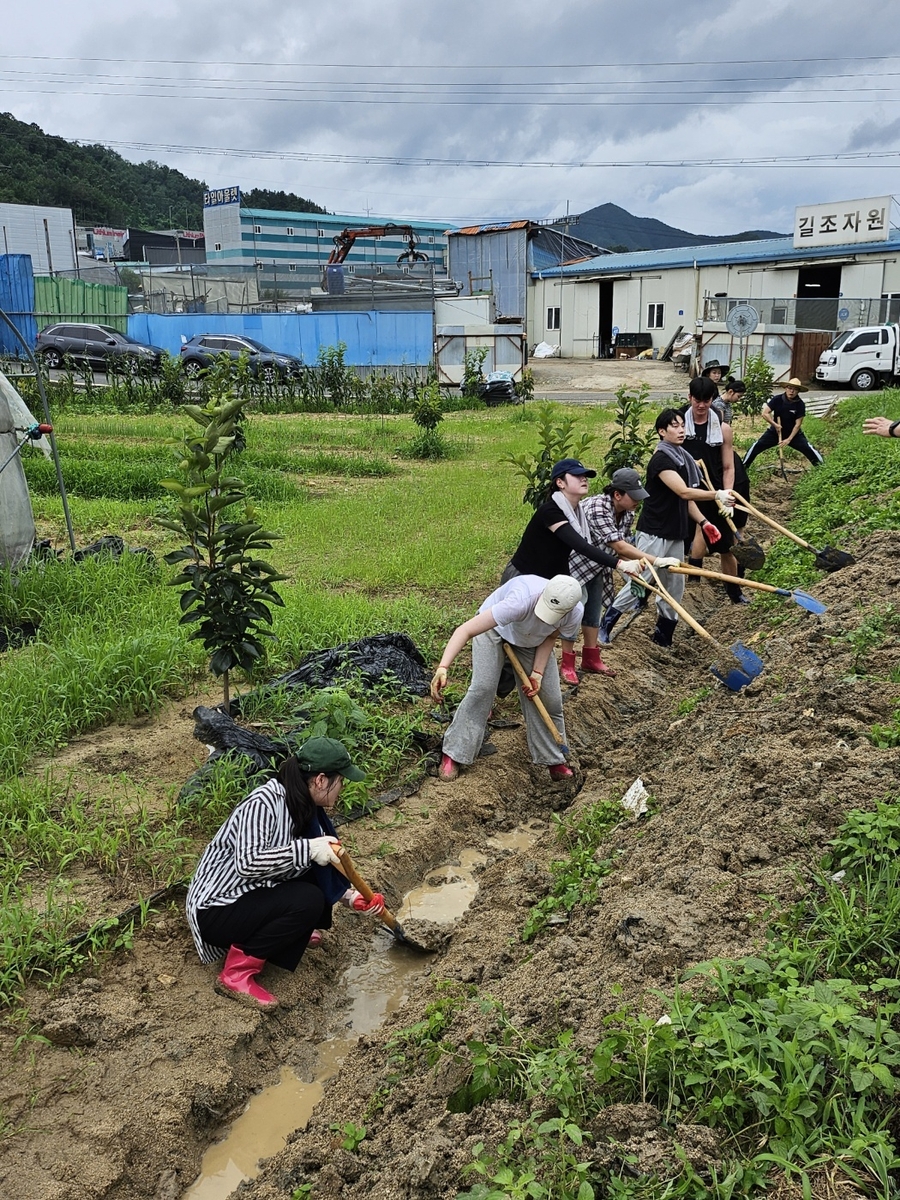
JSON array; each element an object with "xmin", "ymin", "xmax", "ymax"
[{"xmin": 815, "ymin": 324, "xmax": 900, "ymax": 390}]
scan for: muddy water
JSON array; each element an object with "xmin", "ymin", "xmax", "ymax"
[{"xmin": 183, "ymin": 828, "xmax": 537, "ymax": 1200}]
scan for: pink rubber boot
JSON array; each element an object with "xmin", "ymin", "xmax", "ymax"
[
  {"xmin": 560, "ymin": 651, "xmax": 579, "ymax": 685},
  {"xmin": 581, "ymin": 646, "xmax": 617, "ymax": 677},
  {"xmin": 215, "ymin": 946, "xmax": 278, "ymax": 1009}
]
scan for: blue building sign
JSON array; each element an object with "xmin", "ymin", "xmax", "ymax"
[{"xmin": 203, "ymin": 186, "xmax": 241, "ymax": 208}]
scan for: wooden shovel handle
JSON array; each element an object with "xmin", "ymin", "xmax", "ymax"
[
  {"xmin": 644, "ymin": 562, "xmax": 716, "ymax": 644},
  {"xmin": 697, "ymin": 458, "xmax": 738, "ymax": 533},
  {"xmin": 502, "ymin": 643, "xmax": 565, "ymax": 747},
  {"xmin": 668, "ymin": 563, "xmax": 781, "ymax": 594},
  {"xmin": 333, "ymin": 848, "xmax": 402, "ymax": 937},
  {"xmin": 731, "ymin": 492, "xmax": 815, "ymax": 552}
]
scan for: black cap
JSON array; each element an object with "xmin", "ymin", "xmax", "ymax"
[{"xmin": 550, "ymin": 458, "xmax": 597, "ymax": 481}]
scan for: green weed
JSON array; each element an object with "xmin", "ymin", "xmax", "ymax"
[{"xmin": 674, "ymin": 686, "xmax": 712, "ymax": 717}]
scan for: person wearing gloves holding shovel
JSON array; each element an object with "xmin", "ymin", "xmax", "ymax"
[
  {"xmin": 599, "ymin": 408, "xmax": 737, "ymax": 648},
  {"xmin": 430, "ymin": 574, "xmax": 583, "ymax": 783},
  {"xmin": 680, "ymin": 376, "xmax": 751, "ymax": 604},
  {"xmin": 186, "ymin": 737, "xmax": 385, "ymax": 1010},
  {"xmin": 503, "ymin": 458, "xmax": 655, "ymax": 684},
  {"xmin": 742, "ymin": 378, "xmax": 824, "ymax": 471}
]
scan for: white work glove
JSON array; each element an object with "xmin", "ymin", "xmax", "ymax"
[
  {"xmin": 617, "ymin": 558, "xmax": 643, "ymax": 577},
  {"xmin": 714, "ymin": 489, "xmax": 735, "ymax": 517},
  {"xmin": 653, "ymin": 556, "xmax": 680, "ymax": 571},
  {"xmin": 307, "ymin": 836, "xmax": 342, "ymax": 866}
]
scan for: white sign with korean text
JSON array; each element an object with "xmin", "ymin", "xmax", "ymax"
[{"xmin": 793, "ymin": 197, "xmax": 892, "ymax": 248}]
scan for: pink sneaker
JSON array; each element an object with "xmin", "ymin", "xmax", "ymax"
[
  {"xmin": 548, "ymin": 763, "xmax": 574, "ymax": 781},
  {"xmin": 439, "ymin": 753, "xmax": 460, "ymax": 781}
]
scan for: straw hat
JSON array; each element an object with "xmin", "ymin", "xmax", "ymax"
[{"xmin": 785, "ymin": 378, "xmax": 809, "ymax": 393}]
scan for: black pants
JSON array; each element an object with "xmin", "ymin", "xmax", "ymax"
[
  {"xmin": 742, "ymin": 426, "xmax": 823, "ymax": 470},
  {"xmin": 197, "ymin": 878, "xmax": 328, "ymax": 971}
]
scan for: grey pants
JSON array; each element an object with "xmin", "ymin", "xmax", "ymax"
[
  {"xmin": 610, "ymin": 533, "xmax": 686, "ymax": 623},
  {"xmin": 442, "ymin": 628, "xmax": 567, "ymax": 766}
]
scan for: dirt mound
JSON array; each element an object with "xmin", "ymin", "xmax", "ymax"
[{"xmin": 2, "ymin": 478, "xmax": 897, "ymax": 1200}]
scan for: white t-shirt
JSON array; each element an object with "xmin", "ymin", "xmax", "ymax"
[{"xmin": 479, "ymin": 574, "xmax": 583, "ymax": 646}]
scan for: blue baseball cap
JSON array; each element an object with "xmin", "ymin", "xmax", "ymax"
[{"xmin": 550, "ymin": 458, "xmax": 597, "ymax": 481}]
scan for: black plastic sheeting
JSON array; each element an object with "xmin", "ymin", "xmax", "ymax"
[{"xmin": 261, "ymin": 631, "xmax": 431, "ymax": 699}]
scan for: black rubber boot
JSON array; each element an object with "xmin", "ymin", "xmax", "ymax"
[
  {"xmin": 598, "ymin": 606, "xmax": 623, "ymax": 645},
  {"xmin": 687, "ymin": 556, "xmax": 704, "ymax": 568},
  {"xmin": 724, "ymin": 581, "xmax": 750, "ymax": 605},
  {"xmin": 651, "ymin": 616, "xmax": 678, "ymax": 647}
]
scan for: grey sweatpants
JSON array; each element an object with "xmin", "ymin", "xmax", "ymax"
[
  {"xmin": 610, "ymin": 532, "xmax": 686, "ymax": 623},
  {"xmin": 442, "ymin": 628, "xmax": 567, "ymax": 767}
]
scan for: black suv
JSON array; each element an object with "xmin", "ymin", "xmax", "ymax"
[
  {"xmin": 36, "ymin": 323, "xmax": 165, "ymax": 373},
  {"xmin": 180, "ymin": 334, "xmax": 303, "ymax": 382}
]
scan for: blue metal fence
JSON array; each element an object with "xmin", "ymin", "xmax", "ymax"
[
  {"xmin": 127, "ymin": 311, "xmax": 434, "ymax": 366},
  {"xmin": 0, "ymin": 256, "xmax": 37, "ymax": 357}
]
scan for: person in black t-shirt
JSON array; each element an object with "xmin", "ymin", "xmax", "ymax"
[
  {"xmin": 601, "ymin": 409, "xmax": 735, "ymax": 647},
  {"xmin": 503, "ymin": 457, "xmax": 652, "ymax": 682},
  {"xmin": 742, "ymin": 378, "xmax": 824, "ymax": 470}
]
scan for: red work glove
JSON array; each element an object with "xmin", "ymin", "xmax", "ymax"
[
  {"xmin": 701, "ymin": 521, "xmax": 722, "ymax": 546},
  {"xmin": 524, "ymin": 671, "xmax": 543, "ymax": 699},
  {"xmin": 349, "ymin": 889, "xmax": 385, "ymax": 915}
]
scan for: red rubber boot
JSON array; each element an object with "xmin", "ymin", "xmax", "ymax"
[
  {"xmin": 581, "ymin": 646, "xmax": 617, "ymax": 677},
  {"xmin": 215, "ymin": 946, "xmax": 278, "ymax": 1009},
  {"xmin": 560, "ymin": 651, "xmax": 579, "ymax": 685}
]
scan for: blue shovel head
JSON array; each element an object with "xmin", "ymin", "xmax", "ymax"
[
  {"xmin": 730, "ymin": 641, "xmax": 765, "ymax": 678},
  {"xmin": 790, "ymin": 590, "xmax": 827, "ymax": 614},
  {"xmin": 709, "ymin": 663, "xmax": 754, "ymax": 691}
]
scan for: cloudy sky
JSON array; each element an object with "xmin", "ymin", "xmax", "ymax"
[{"xmin": 3, "ymin": 0, "xmax": 900, "ymax": 235}]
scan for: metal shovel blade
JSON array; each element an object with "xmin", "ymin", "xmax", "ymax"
[
  {"xmin": 814, "ymin": 546, "xmax": 855, "ymax": 572},
  {"xmin": 732, "ymin": 539, "xmax": 766, "ymax": 571},
  {"xmin": 789, "ymin": 589, "xmax": 827, "ymax": 614},
  {"xmin": 730, "ymin": 640, "xmax": 765, "ymax": 678},
  {"xmin": 709, "ymin": 663, "xmax": 754, "ymax": 691}
]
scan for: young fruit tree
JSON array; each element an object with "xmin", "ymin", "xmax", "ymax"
[{"xmin": 158, "ymin": 396, "xmax": 287, "ymax": 713}]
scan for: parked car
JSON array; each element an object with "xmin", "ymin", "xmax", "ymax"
[
  {"xmin": 179, "ymin": 334, "xmax": 303, "ymax": 382},
  {"xmin": 36, "ymin": 323, "xmax": 165, "ymax": 373}
]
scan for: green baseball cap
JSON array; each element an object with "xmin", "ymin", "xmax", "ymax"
[{"xmin": 295, "ymin": 737, "xmax": 365, "ymax": 781}]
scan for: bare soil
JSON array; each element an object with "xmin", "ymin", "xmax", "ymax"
[{"xmin": 2, "ymin": 473, "xmax": 897, "ymax": 1200}]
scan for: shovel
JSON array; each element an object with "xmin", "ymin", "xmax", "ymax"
[
  {"xmin": 732, "ymin": 493, "xmax": 854, "ymax": 572},
  {"xmin": 502, "ymin": 642, "xmax": 569, "ymax": 755},
  {"xmin": 333, "ymin": 848, "xmax": 431, "ymax": 952},
  {"xmin": 643, "ymin": 563, "xmax": 764, "ymax": 690},
  {"xmin": 696, "ymin": 459, "xmax": 766, "ymax": 570},
  {"xmin": 774, "ymin": 418, "xmax": 788, "ymax": 482},
  {"xmin": 669, "ymin": 564, "xmax": 827, "ymax": 614}
]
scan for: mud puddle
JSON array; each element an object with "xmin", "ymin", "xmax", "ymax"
[{"xmin": 183, "ymin": 828, "xmax": 537, "ymax": 1200}]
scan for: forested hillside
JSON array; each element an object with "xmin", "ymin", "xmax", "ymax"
[{"xmin": 0, "ymin": 112, "xmax": 325, "ymax": 228}]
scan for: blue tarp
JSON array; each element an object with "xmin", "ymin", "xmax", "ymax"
[
  {"xmin": 0, "ymin": 256, "xmax": 37, "ymax": 358},
  {"xmin": 127, "ymin": 311, "xmax": 434, "ymax": 366}
]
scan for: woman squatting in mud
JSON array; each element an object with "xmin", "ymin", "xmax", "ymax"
[{"xmin": 186, "ymin": 737, "xmax": 385, "ymax": 1009}]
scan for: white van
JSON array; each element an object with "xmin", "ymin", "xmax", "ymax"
[{"xmin": 815, "ymin": 324, "xmax": 900, "ymax": 390}]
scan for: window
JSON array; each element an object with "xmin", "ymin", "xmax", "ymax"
[
  {"xmin": 845, "ymin": 331, "xmax": 879, "ymax": 351},
  {"xmin": 647, "ymin": 303, "xmax": 665, "ymax": 329},
  {"xmin": 428, "ymin": 236, "xmax": 435, "ymax": 243},
  {"xmin": 288, "ymin": 263, "xmax": 296, "ymax": 272},
  {"xmin": 286, "ymin": 227, "xmax": 294, "ymax": 236},
  {"xmin": 317, "ymin": 229, "xmax": 326, "ymax": 237},
  {"xmin": 213, "ymin": 242, "xmax": 222, "ymax": 251},
  {"xmin": 253, "ymin": 225, "xmax": 262, "ymax": 234},
  {"xmin": 547, "ymin": 307, "xmax": 560, "ymax": 330}
]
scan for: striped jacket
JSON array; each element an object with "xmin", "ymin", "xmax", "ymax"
[{"xmin": 186, "ymin": 778, "xmax": 317, "ymax": 963}]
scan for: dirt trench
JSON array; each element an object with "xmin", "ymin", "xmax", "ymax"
[{"xmin": 2, "ymin": 476, "xmax": 898, "ymax": 1200}]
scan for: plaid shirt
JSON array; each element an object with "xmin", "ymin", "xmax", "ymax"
[{"xmin": 569, "ymin": 494, "xmax": 636, "ymax": 607}]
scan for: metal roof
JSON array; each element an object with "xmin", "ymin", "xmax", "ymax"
[
  {"xmin": 532, "ymin": 227, "xmax": 900, "ymax": 278},
  {"xmin": 451, "ymin": 220, "xmax": 531, "ymax": 235}
]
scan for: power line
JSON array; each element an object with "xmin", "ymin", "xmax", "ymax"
[{"xmin": 95, "ymin": 139, "xmax": 900, "ymax": 170}]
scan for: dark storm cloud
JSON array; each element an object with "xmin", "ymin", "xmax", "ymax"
[{"xmin": 3, "ymin": 0, "xmax": 899, "ymax": 230}]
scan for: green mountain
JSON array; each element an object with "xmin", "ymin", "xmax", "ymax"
[
  {"xmin": 0, "ymin": 112, "xmax": 325, "ymax": 229},
  {"xmin": 568, "ymin": 202, "xmax": 786, "ymax": 253}
]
